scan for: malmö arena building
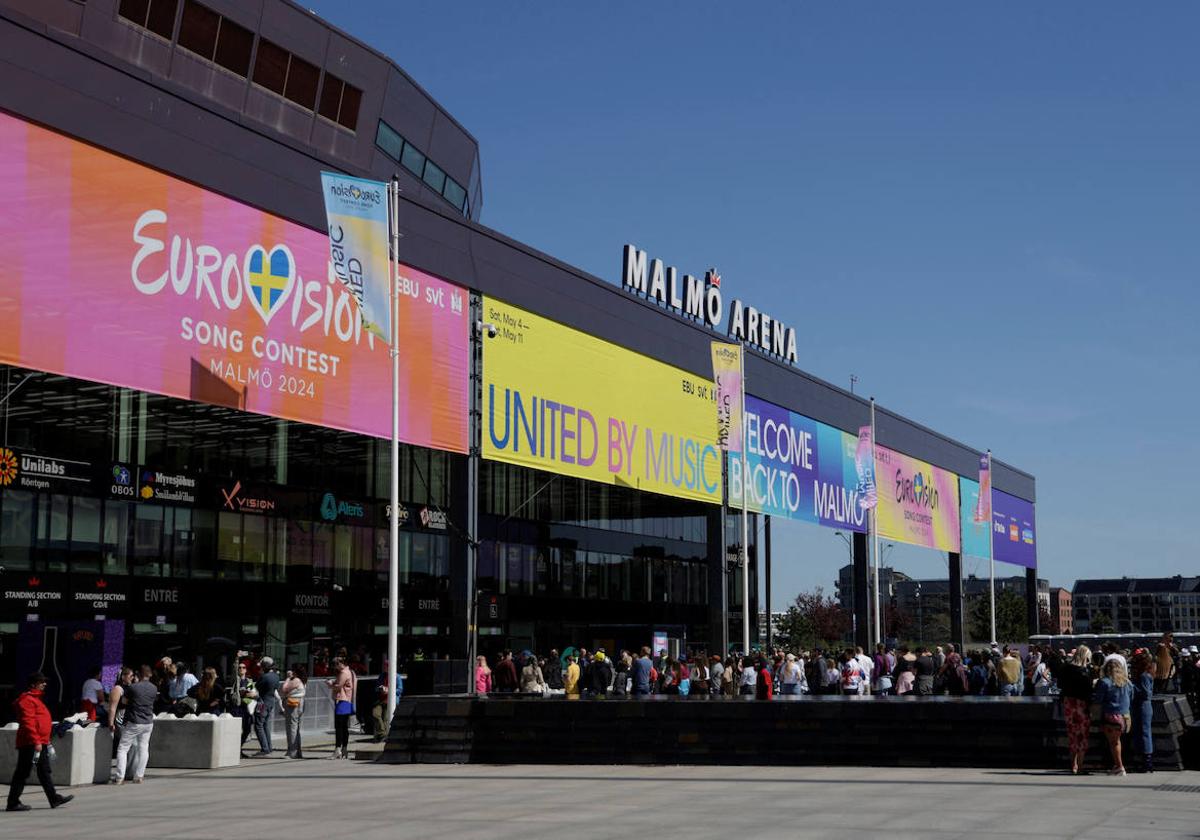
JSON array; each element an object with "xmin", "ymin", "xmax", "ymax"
[{"xmin": 0, "ymin": 0, "xmax": 1036, "ymax": 703}]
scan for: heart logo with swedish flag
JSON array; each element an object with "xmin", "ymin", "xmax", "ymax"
[{"xmin": 243, "ymin": 244, "xmax": 296, "ymax": 325}]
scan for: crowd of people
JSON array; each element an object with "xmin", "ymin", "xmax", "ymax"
[
  {"xmin": 473, "ymin": 632, "xmax": 1199, "ymax": 777},
  {"xmin": 5, "ymin": 645, "xmax": 407, "ymax": 812}
]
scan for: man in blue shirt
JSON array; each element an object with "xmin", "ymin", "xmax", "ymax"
[{"xmin": 632, "ymin": 646, "xmax": 653, "ymax": 696}]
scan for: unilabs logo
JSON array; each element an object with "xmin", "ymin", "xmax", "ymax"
[{"xmin": 0, "ymin": 447, "xmax": 17, "ymax": 486}]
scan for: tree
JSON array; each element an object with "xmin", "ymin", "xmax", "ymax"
[
  {"xmin": 775, "ymin": 587, "xmax": 850, "ymax": 650},
  {"xmin": 1089, "ymin": 610, "xmax": 1114, "ymax": 634},
  {"xmin": 969, "ymin": 590, "xmax": 1029, "ymax": 643},
  {"xmin": 1037, "ymin": 606, "xmax": 1054, "ymax": 635}
]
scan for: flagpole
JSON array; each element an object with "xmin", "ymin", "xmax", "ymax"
[
  {"xmin": 870, "ymin": 397, "xmax": 880, "ymax": 652},
  {"xmin": 386, "ymin": 177, "xmax": 400, "ymax": 728},
  {"xmin": 987, "ymin": 450, "xmax": 996, "ymax": 646},
  {"xmin": 739, "ymin": 343, "xmax": 750, "ymax": 657}
]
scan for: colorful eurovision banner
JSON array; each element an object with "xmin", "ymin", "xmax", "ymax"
[
  {"xmin": 710, "ymin": 342, "xmax": 743, "ymax": 453},
  {"xmin": 728, "ymin": 395, "xmax": 867, "ymax": 532},
  {"xmin": 992, "ymin": 489, "xmax": 1037, "ymax": 569},
  {"xmin": 958, "ymin": 477, "xmax": 991, "ymax": 559},
  {"xmin": 0, "ymin": 113, "xmax": 468, "ymax": 453},
  {"xmin": 319, "ymin": 172, "xmax": 391, "ymax": 341},
  {"xmin": 482, "ymin": 296, "xmax": 721, "ymax": 504},
  {"xmin": 874, "ymin": 444, "xmax": 961, "ymax": 552}
]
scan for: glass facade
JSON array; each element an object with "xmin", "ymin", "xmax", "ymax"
[
  {"xmin": 0, "ymin": 365, "xmax": 455, "ymax": 683},
  {"xmin": 0, "ymin": 365, "xmax": 751, "ymax": 689}
]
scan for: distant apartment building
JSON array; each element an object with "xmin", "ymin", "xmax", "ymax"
[
  {"xmin": 1072, "ymin": 577, "xmax": 1200, "ymax": 634},
  {"xmin": 1049, "ymin": 587, "xmax": 1073, "ymax": 635}
]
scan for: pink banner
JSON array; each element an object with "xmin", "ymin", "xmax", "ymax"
[
  {"xmin": 0, "ymin": 113, "xmax": 468, "ymax": 453},
  {"xmin": 874, "ymin": 443, "xmax": 961, "ymax": 552}
]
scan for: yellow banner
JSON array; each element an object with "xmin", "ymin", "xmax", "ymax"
[{"xmin": 482, "ymin": 297, "xmax": 722, "ymax": 504}]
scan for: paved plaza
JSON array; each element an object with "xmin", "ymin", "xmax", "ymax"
[{"xmin": 4, "ymin": 754, "xmax": 1200, "ymax": 840}]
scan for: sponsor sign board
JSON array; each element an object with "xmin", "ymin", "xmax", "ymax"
[
  {"xmin": 874, "ymin": 444, "xmax": 960, "ymax": 552},
  {"xmin": 481, "ymin": 296, "xmax": 721, "ymax": 505},
  {"xmin": 728, "ymin": 395, "xmax": 867, "ymax": 532},
  {"xmin": 0, "ymin": 448, "xmax": 92, "ymax": 493},
  {"xmin": 992, "ymin": 489, "xmax": 1037, "ymax": 569},
  {"xmin": 0, "ymin": 113, "xmax": 467, "ymax": 454}
]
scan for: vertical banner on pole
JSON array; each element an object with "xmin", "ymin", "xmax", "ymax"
[
  {"xmin": 974, "ymin": 453, "xmax": 992, "ymax": 523},
  {"xmin": 319, "ymin": 172, "xmax": 392, "ymax": 341},
  {"xmin": 711, "ymin": 342, "xmax": 743, "ymax": 453},
  {"xmin": 855, "ymin": 425, "xmax": 878, "ymax": 512}
]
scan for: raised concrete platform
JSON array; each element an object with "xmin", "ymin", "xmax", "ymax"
[{"xmin": 381, "ymin": 694, "xmax": 1196, "ymax": 770}]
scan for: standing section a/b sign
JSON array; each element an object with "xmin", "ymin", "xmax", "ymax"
[{"xmin": 480, "ymin": 296, "xmax": 721, "ymax": 505}]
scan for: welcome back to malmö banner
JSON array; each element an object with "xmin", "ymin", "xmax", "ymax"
[
  {"xmin": 481, "ymin": 297, "xmax": 722, "ymax": 505},
  {"xmin": 0, "ymin": 113, "xmax": 468, "ymax": 453},
  {"xmin": 728, "ymin": 395, "xmax": 867, "ymax": 532}
]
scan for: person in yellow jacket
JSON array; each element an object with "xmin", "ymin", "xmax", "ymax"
[{"xmin": 563, "ymin": 655, "xmax": 581, "ymax": 697}]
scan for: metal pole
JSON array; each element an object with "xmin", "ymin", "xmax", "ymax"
[
  {"xmin": 765, "ymin": 515, "xmax": 772, "ymax": 652},
  {"xmin": 870, "ymin": 397, "xmax": 881, "ymax": 651},
  {"xmin": 466, "ymin": 296, "xmax": 481, "ymax": 695},
  {"xmin": 386, "ymin": 178, "xmax": 400, "ymax": 726},
  {"xmin": 739, "ymin": 344, "xmax": 750, "ymax": 656},
  {"xmin": 987, "ymin": 450, "xmax": 996, "ymax": 645}
]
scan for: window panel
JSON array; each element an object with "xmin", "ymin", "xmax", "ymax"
[
  {"xmin": 284, "ymin": 55, "xmax": 319, "ymax": 110},
  {"xmin": 400, "ymin": 142, "xmax": 425, "ymax": 178},
  {"xmin": 213, "ymin": 16, "xmax": 253, "ymax": 76},
  {"xmin": 337, "ymin": 84, "xmax": 362, "ymax": 130},
  {"xmin": 1, "ymin": 489, "xmax": 35, "ymax": 570},
  {"xmin": 319, "ymin": 76, "xmax": 343, "ymax": 122},
  {"xmin": 422, "ymin": 160, "xmax": 446, "ymax": 194},
  {"xmin": 146, "ymin": 0, "xmax": 179, "ymax": 38},
  {"xmin": 118, "ymin": 0, "xmax": 151, "ymax": 27},
  {"xmin": 252, "ymin": 38, "xmax": 288, "ymax": 95},
  {"xmin": 443, "ymin": 178, "xmax": 466, "ymax": 211},
  {"xmin": 177, "ymin": 1, "xmax": 219, "ymax": 60}
]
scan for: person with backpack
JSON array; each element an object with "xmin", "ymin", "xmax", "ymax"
[{"xmin": 7, "ymin": 671, "xmax": 73, "ymax": 812}]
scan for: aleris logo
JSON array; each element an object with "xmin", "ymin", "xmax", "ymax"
[
  {"xmin": 895, "ymin": 469, "xmax": 939, "ymax": 510},
  {"xmin": 221, "ymin": 481, "xmax": 275, "ymax": 513},
  {"xmin": 319, "ymin": 492, "xmax": 364, "ymax": 521}
]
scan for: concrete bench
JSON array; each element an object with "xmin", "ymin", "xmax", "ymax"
[
  {"xmin": 0, "ymin": 720, "xmax": 114, "ymax": 786},
  {"xmin": 145, "ymin": 713, "xmax": 241, "ymax": 769}
]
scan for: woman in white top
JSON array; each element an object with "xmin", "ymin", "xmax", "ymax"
[
  {"xmin": 738, "ymin": 656, "xmax": 757, "ymax": 696},
  {"xmin": 80, "ymin": 666, "xmax": 106, "ymax": 721},
  {"xmin": 779, "ymin": 653, "xmax": 804, "ymax": 696}
]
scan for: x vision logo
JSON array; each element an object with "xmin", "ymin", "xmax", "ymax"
[{"xmin": 221, "ymin": 481, "xmax": 275, "ymax": 512}]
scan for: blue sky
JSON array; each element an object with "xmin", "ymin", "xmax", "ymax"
[{"xmin": 310, "ymin": 2, "xmax": 1200, "ymax": 607}]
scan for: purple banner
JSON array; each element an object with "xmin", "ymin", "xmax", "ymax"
[{"xmin": 992, "ymin": 489, "xmax": 1036, "ymax": 569}]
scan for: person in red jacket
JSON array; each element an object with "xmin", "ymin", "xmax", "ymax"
[
  {"xmin": 6, "ymin": 671, "xmax": 73, "ymax": 812},
  {"xmin": 756, "ymin": 658, "xmax": 774, "ymax": 700}
]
